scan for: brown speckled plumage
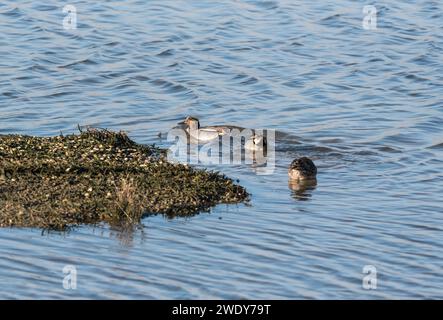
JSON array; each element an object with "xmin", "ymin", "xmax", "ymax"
[{"xmin": 288, "ymin": 157, "xmax": 317, "ymax": 180}]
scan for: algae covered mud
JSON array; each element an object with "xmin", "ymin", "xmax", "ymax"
[{"xmin": 0, "ymin": 129, "xmax": 248, "ymax": 229}]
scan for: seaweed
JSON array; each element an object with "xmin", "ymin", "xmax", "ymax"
[{"xmin": 0, "ymin": 129, "xmax": 249, "ymax": 230}]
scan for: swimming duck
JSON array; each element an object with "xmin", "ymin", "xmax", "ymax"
[
  {"xmin": 178, "ymin": 116, "xmax": 245, "ymax": 142},
  {"xmin": 288, "ymin": 157, "xmax": 317, "ymax": 181},
  {"xmin": 245, "ymin": 134, "xmax": 267, "ymax": 151}
]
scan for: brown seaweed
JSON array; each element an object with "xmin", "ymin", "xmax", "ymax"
[{"xmin": 0, "ymin": 129, "xmax": 249, "ymax": 230}]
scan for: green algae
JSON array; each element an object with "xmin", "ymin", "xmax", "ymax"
[{"xmin": 0, "ymin": 129, "xmax": 249, "ymax": 230}]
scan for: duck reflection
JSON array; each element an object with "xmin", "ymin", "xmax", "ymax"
[
  {"xmin": 288, "ymin": 178, "xmax": 317, "ymax": 200},
  {"xmin": 287, "ymin": 157, "xmax": 317, "ymax": 200}
]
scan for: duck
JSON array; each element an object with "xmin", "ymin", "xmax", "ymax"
[
  {"xmin": 288, "ymin": 157, "xmax": 317, "ymax": 181},
  {"xmin": 245, "ymin": 134, "xmax": 267, "ymax": 151},
  {"xmin": 178, "ymin": 116, "xmax": 245, "ymax": 143}
]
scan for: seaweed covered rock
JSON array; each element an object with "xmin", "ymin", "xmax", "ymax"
[{"xmin": 0, "ymin": 129, "xmax": 248, "ymax": 229}]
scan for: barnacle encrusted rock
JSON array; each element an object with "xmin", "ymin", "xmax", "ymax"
[{"xmin": 0, "ymin": 129, "xmax": 248, "ymax": 230}]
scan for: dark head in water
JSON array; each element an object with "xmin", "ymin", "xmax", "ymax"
[{"xmin": 288, "ymin": 157, "xmax": 317, "ymax": 181}]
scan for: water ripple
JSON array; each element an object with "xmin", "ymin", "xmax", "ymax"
[{"xmin": 0, "ymin": 0, "xmax": 442, "ymax": 299}]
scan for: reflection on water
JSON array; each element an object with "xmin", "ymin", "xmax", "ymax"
[
  {"xmin": 1, "ymin": 0, "xmax": 443, "ymax": 299},
  {"xmin": 288, "ymin": 179, "xmax": 317, "ymax": 201}
]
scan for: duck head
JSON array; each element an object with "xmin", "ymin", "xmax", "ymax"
[
  {"xmin": 288, "ymin": 157, "xmax": 317, "ymax": 181},
  {"xmin": 179, "ymin": 116, "xmax": 200, "ymax": 131},
  {"xmin": 246, "ymin": 134, "xmax": 267, "ymax": 150}
]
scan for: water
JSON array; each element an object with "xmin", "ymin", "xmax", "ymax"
[{"xmin": 1, "ymin": 0, "xmax": 442, "ymax": 299}]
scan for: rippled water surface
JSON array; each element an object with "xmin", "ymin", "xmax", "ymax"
[{"xmin": 1, "ymin": 0, "xmax": 443, "ymax": 299}]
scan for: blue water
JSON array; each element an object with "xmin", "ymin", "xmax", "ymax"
[{"xmin": 0, "ymin": 0, "xmax": 442, "ymax": 299}]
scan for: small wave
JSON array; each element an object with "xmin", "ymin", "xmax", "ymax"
[
  {"xmin": 111, "ymin": 80, "xmax": 137, "ymax": 90},
  {"xmin": 251, "ymin": 1, "xmax": 278, "ymax": 10},
  {"xmin": 131, "ymin": 75, "xmax": 151, "ymax": 82},
  {"xmin": 58, "ymin": 58, "xmax": 97, "ymax": 69},
  {"xmin": 157, "ymin": 49, "xmax": 175, "ymax": 57},
  {"xmin": 428, "ymin": 142, "xmax": 443, "ymax": 150},
  {"xmin": 2, "ymin": 91, "xmax": 21, "ymax": 98},
  {"xmin": 319, "ymin": 13, "xmax": 348, "ymax": 28},
  {"xmin": 24, "ymin": 64, "xmax": 50, "ymax": 72},
  {"xmin": 32, "ymin": 4, "xmax": 58, "ymax": 11},
  {"xmin": 0, "ymin": 7, "xmax": 22, "ymax": 17},
  {"xmin": 282, "ymin": 79, "xmax": 304, "ymax": 88},
  {"xmin": 44, "ymin": 91, "xmax": 79, "ymax": 99},
  {"xmin": 105, "ymin": 41, "xmax": 120, "ymax": 47},
  {"xmin": 150, "ymin": 78, "xmax": 192, "ymax": 94},
  {"xmin": 240, "ymin": 77, "xmax": 258, "ymax": 85},
  {"xmin": 320, "ymin": 13, "xmax": 341, "ymax": 22},
  {"xmin": 376, "ymin": 146, "xmax": 402, "ymax": 153}
]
